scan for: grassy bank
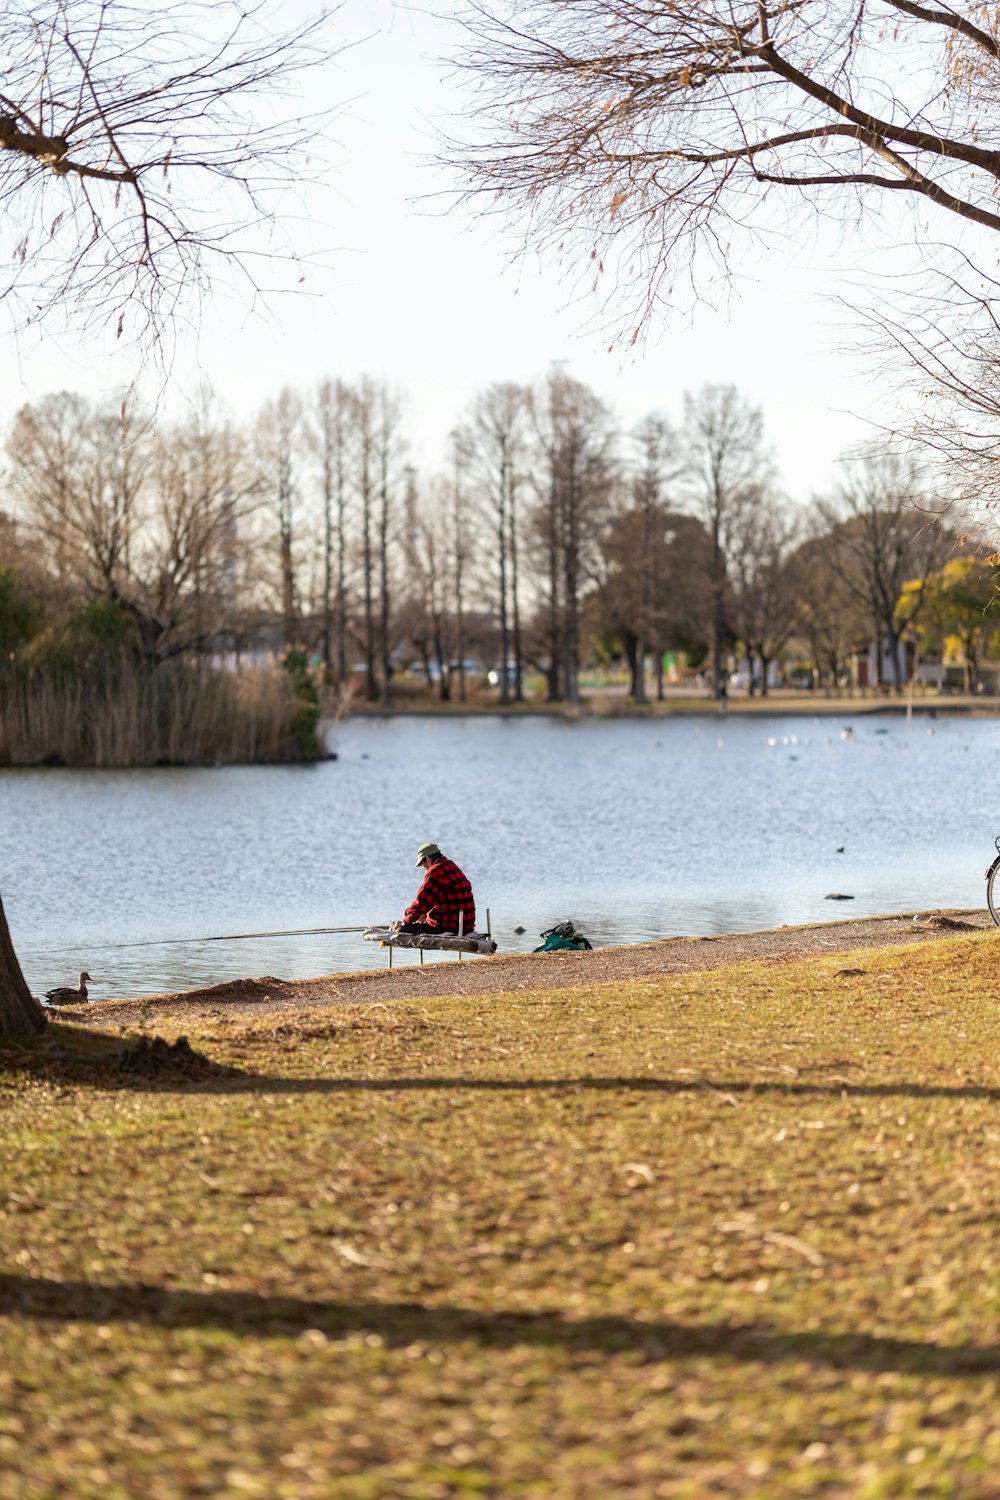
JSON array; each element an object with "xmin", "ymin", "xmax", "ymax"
[{"xmin": 3, "ymin": 935, "xmax": 1000, "ymax": 1497}]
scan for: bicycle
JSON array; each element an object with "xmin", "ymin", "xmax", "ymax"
[{"xmin": 987, "ymin": 837, "xmax": 1000, "ymax": 925}]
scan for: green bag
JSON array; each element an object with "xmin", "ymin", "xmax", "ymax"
[{"xmin": 533, "ymin": 932, "xmax": 592, "ymax": 953}]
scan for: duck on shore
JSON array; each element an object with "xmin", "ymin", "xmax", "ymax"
[{"xmin": 43, "ymin": 971, "xmax": 92, "ymax": 1006}]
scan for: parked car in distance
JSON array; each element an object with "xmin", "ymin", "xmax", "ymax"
[{"xmin": 407, "ymin": 660, "xmax": 485, "ymax": 681}]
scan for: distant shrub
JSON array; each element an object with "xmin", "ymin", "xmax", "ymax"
[
  {"xmin": 0, "ymin": 568, "xmax": 43, "ymax": 656},
  {"xmin": 280, "ymin": 648, "xmax": 323, "ymax": 762},
  {"xmin": 25, "ymin": 598, "xmax": 142, "ymax": 676}
]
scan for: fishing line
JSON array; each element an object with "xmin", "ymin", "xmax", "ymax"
[{"xmin": 22, "ymin": 923, "xmax": 386, "ymax": 957}]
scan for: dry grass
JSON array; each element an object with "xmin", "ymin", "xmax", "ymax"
[
  {"xmin": 3, "ymin": 934, "xmax": 1000, "ymax": 1497},
  {"xmin": 0, "ymin": 663, "xmax": 322, "ymax": 766}
]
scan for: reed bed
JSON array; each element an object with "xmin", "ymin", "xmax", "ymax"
[{"xmin": 0, "ymin": 662, "xmax": 325, "ymax": 766}]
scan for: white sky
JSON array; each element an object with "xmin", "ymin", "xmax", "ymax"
[{"xmin": 1, "ymin": 0, "xmax": 984, "ymax": 500}]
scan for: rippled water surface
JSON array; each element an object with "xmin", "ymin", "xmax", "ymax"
[{"xmin": 2, "ymin": 711, "xmax": 997, "ymax": 999}]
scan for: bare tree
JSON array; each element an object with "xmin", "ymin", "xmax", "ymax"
[
  {"xmin": 375, "ymin": 385, "xmax": 405, "ymax": 710},
  {"xmin": 819, "ymin": 447, "xmax": 953, "ymax": 691},
  {"xmin": 143, "ymin": 400, "xmax": 256, "ymax": 660},
  {"xmin": 255, "ymin": 388, "xmax": 303, "ymax": 649},
  {"xmin": 462, "ymin": 383, "xmax": 531, "ymax": 705},
  {"xmin": 449, "ymin": 433, "xmax": 473, "ymax": 703},
  {"xmin": 312, "ymin": 379, "xmax": 353, "ymax": 685},
  {"xmin": 352, "ymin": 378, "xmax": 380, "ymax": 703},
  {"xmin": 630, "ymin": 415, "xmax": 677, "ymax": 702},
  {"xmin": 451, "ymin": 3, "xmax": 1000, "ymax": 333},
  {"xmin": 400, "ymin": 472, "xmax": 453, "ymax": 699},
  {"xmin": 7, "ymin": 391, "xmax": 146, "ymax": 605},
  {"xmin": 530, "ymin": 371, "xmax": 615, "ymax": 705},
  {"xmin": 0, "ymin": 1, "xmax": 337, "ymax": 349},
  {"xmin": 597, "ymin": 499, "xmax": 712, "ymax": 698},
  {"xmin": 792, "ymin": 525, "xmax": 865, "ymax": 694},
  {"xmin": 680, "ymin": 386, "xmax": 771, "ymax": 697},
  {"xmin": 729, "ymin": 490, "xmax": 802, "ymax": 695}
]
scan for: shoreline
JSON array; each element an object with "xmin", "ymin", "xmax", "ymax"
[
  {"xmin": 76, "ymin": 907, "xmax": 996, "ymax": 1028},
  {"xmin": 342, "ymin": 695, "xmax": 997, "ymax": 722}
]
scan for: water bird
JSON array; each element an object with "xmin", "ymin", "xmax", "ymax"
[
  {"xmin": 835, "ymin": 846, "xmax": 845, "ymax": 853},
  {"xmin": 43, "ymin": 971, "xmax": 91, "ymax": 1006}
]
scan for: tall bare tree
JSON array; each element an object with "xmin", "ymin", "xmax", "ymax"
[
  {"xmin": 8, "ymin": 391, "xmax": 146, "ymax": 605},
  {"xmin": 729, "ymin": 490, "xmax": 802, "ymax": 695},
  {"xmin": 463, "ymin": 383, "xmax": 530, "ymax": 706},
  {"xmin": 312, "ymin": 379, "xmax": 353, "ymax": 685},
  {"xmin": 597, "ymin": 500, "xmax": 712, "ymax": 698},
  {"xmin": 531, "ymin": 372, "xmax": 615, "ymax": 705},
  {"xmin": 400, "ymin": 471, "xmax": 454, "ymax": 699},
  {"xmin": 791, "ymin": 526, "xmax": 864, "ymax": 694},
  {"xmin": 819, "ymin": 448, "xmax": 953, "ymax": 691},
  {"xmin": 255, "ymin": 388, "xmax": 303, "ymax": 649},
  {"xmin": 143, "ymin": 401, "xmax": 256, "ymax": 660},
  {"xmin": 448, "ymin": 433, "xmax": 473, "ymax": 704},
  {"xmin": 375, "ymin": 385, "xmax": 405, "ymax": 710},
  {"xmin": 680, "ymin": 385, "xmax": 771, "ymax": 697},
  {"xmin": 630, "ymin": 415, "xmax": 677, "ymax": 702},
  {"xmin": 352, "ymin": 379, "xmax": 379, "ymax": 702}
]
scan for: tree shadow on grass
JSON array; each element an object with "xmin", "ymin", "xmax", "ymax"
[
  {"xmin": 4, "ymin": 1024, "xmax": 1000, "ymax": 1104},
  {"xmin": 0, "ymin": 1022, "xmax": 238, "ymax": 1088},
  {"xmin": 1, "ymin": 1271, "xmax": 997, "ymax": 1379}
]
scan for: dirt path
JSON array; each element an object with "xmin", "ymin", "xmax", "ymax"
[{"xmin": 70, "ymin": 908, "xmax": 994, "ymax": 1030}]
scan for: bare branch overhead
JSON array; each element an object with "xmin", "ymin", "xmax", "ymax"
[
  {"xmin": 447, "ymin": 1, "xmax": 1000, "ymax": 331},
  {"xmin": 0, "ymin": 1, "xmax": 340, "ymax": 350}
]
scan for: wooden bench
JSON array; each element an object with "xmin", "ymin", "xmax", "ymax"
[{"xmin": 363, "ymin": 915, "xmax": 497, "ymax": 967}]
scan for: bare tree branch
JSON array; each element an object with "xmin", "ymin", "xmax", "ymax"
[
  {"xmin": 446, "ymin": 2, "xmax": 1000, "ymax": 330},
  {"xmin": 0, "ymin": 1, "xmax": 342, "ymax": 351}
]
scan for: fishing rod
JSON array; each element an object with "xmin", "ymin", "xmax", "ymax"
[
  {"xmin": 40, "ymin": 923, "xmax": 388, "ymax": 955},
  {"xmin": 200, "ymin": 923, "xmax": 387, "ymax": 944}
]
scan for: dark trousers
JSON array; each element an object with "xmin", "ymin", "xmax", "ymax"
[{"xmin": 397, "ymin": 922, "xmax": 453, "ymax": 936}]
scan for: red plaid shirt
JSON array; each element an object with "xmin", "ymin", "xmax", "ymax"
[{"xmin": 404, "ymin": 856, "xmax": 476, "ymax": 932}]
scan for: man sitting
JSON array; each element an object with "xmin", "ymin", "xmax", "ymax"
[{"xmin": 396, "ymin": 842, "xmax": 476, "ymax": 935}]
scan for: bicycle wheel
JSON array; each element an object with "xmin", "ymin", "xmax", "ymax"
[{"xmin": 987, "ymin": 859, "xmax": 1000, "ymax": 926}]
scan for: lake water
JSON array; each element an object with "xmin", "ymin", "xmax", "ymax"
[{"xmin": 2, "ymin": 712, "xmax": 997, "ymax": 1001}]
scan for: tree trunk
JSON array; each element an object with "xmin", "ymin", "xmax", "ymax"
[
  {"xmin": 509, "ymin": 488, "xmax": 523, "ymax": 703},
  {"xmin": 711, "ymin": 533, "xmax": 724, "ymax": 699},
  {"xmin": 378, "ymin": 477, "xmax": 393, "ymax": 711},
  {"xmin": 0, "ymin": 895, "xmax": 45, "ymax": 1037},
  {"xmin": 633, "ymin": 634, "xmax": 647, "ymax": 704},
  {"xmin": 497, "ymin": 449, "xmax": 510, "ymax": 707},
  {"xmin": 623, "ymin": 632, "xmax": 639, "ymax": 698},
  {"xmin": 335, "ymin": 431, "xmax": 348, "ymax": 688},
  {"xmin": 562, "ymin": 464, "xmax": 580, "ymax": 707}
]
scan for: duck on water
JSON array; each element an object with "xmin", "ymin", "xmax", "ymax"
[{"xmin": 43, "ymin": 971, "xmax": 91, "ymax": 1006}]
